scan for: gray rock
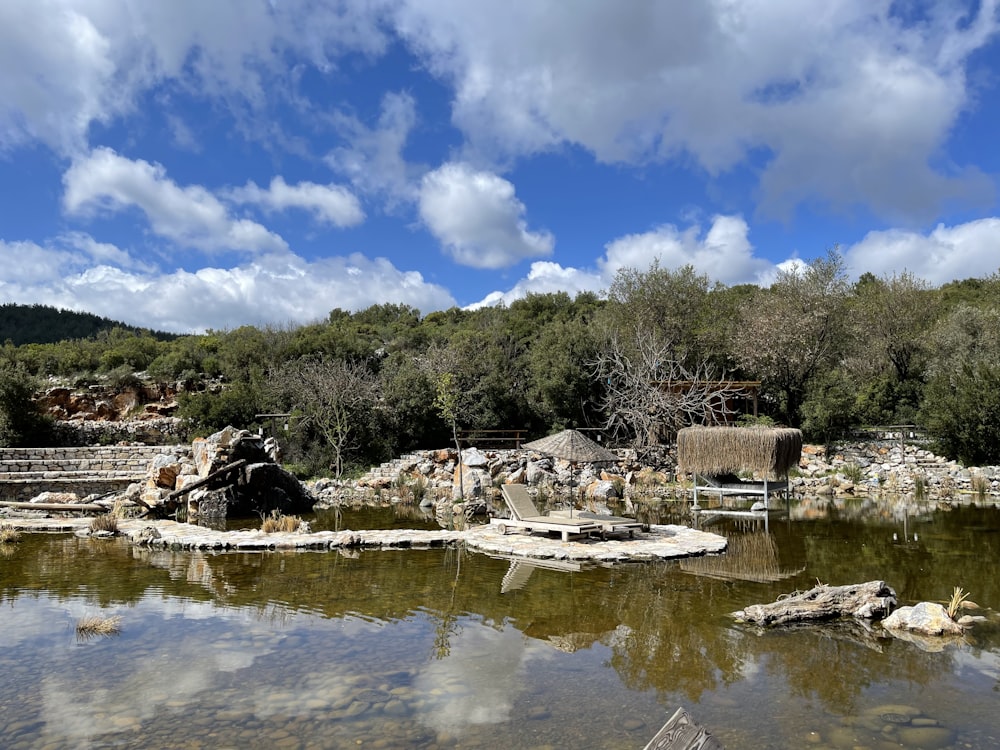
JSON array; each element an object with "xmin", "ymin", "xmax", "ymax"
[{"xmin": 881, "ymin": 601, "xmax": 964, "ymax": 636}]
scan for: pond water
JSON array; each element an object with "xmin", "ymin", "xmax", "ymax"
[{"xmin": 2, "ymin": 496, "xmax": 999, "ymax": 749}]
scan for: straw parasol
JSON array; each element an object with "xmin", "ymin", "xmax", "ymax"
[{"xmin": 523, "ymin": 429, "xmax": 618, "ymax": 515}]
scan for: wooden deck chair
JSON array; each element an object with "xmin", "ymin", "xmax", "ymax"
[{"xmin": 492, "ymin": 484, "xmax": 601, "ymax": 542}]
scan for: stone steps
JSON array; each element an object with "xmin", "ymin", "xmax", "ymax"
[
  {"xmin": 356, "ymin": 453, "xmax": 425, "ymax": 485},
  {"xmin": 0, "ymin": 444, "xmax": 186, "ymax": 502},
  {"xmin": 0, "ymin": 470, "xmax": 144, "ymax": 482}
]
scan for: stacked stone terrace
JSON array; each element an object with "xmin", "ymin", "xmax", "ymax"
[{"xmin": 0, "ymin": 445, "xmax": 188, "ymax": 502}]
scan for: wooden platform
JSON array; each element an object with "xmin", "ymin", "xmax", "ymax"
[{"xmin": 644, "ymin": 707, "xmax": 723, "ymax": 749}]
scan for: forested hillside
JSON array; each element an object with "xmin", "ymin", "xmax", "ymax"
[
  {"xmin": 2, "ymin": 254, "xmax": 999, "ymax": 471},
  {"xmin": 0, "ymin": 303, "xmax": 176, "ymax": 346}
]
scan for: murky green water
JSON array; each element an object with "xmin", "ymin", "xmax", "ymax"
[{"xmin": 2, "ymin": 496, "xmax": 999, "ymax": 749}]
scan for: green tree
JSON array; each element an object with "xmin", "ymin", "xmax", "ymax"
[
  {"xmin": 0, "ymin": 362, "xmax": 52, "ymax": 446},
  {"xmin": 920, "ymin": 304, "xmax": 1000, "ymax": 464},
  {"xmin": 269, "ymin": 355, "xmax": 381, "ymax": 478},
  {"xmin": 732, "ymin": 250, "xmax": 851, "ymax": 426}
]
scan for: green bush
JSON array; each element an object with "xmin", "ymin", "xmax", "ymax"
[
  {"xmin": 920, "ymin": 362, "xmax": 1000, "ymax": 465},
  {"xmin": 0, "ymin": 362, "xmax": 53, "ymax": 447}
]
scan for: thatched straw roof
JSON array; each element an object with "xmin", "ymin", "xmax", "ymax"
[
  {"xmin": 677, "ymin": 426, "xmax": 802, "ymax": 476},
  {"xmin": 680, "ymin": 532, "xmax": 805, "ymax": 583}
]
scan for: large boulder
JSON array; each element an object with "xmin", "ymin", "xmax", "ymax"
[
  {"xmin": 881, "ymin": 602, "xmax": 965, "ymax": 636},
  {"xmin": 453, "ymin": 465, "xmax": 492, "ymax": 500}
]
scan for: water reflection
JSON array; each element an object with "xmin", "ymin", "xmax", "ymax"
[{"xmin": 1, "ymin": 499, "xmax": 999, "ymax": 747}]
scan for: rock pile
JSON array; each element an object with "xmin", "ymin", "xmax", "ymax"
[
  {"xmin": 314, "ymin": 439, "xmax": 998, "ymax": 512},
  {"xmin": 792, "ymin": 441, "xmax": 1000, "ymax": 498},
  {"xmin": 129, "ymin": 426, "xmax": 313, "ymax": 520}
]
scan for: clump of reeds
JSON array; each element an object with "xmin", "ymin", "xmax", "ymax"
[
  {"xmin": 0, "ymin": 524, "xmax": 21, "ymax": 544},
  {"xmin": 260, "ymin": 510, "xmax": 302, "ymax": 533},
  {"xmin": 76, "ymin": 614, "xmax": 122, "ymax": 640},
  {"xmin": 841, "ymin": 462, "xmax": 864, "ymax": 484},
  {"xmin": 88, "ymin": 513, "xmax": 119, "ymax": 535},
  {"xmin": 947, "ymin": 587, "xmax": 971, "ymax": 619},
  {"xmin": 971, "ymin": 473, "xmax": 989, "ymax": 499}
]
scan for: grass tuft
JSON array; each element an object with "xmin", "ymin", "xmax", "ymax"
[
  {"xmin": 971, "ymin": 473, "xmax": 989, "ymax": 498},
  {"xmin": 76, "ymin": 614, "xmax": 122, "ymax": 640},
  {"xmin": 261, "ymin": 510, "xmax": 302, "ymax": 533},
  {"xmin": 0, "ymin": 524, "xmax": 22, "ymax": 544},
  {"xmin": 89, "ymin": 513, "xmax": 118, "ymax": 534},
  {"xmin": 947, "ymin": 586, "xmax": 971, "ymax": 619}
]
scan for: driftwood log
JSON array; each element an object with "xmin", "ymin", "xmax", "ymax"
[{"xmin": 732, "ymin": 580, "xmax": 897, "ymax": 626}]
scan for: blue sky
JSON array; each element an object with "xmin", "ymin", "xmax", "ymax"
[{"xmin": 2, "ymin": 0, "xmax": 999, "ymax": 334}]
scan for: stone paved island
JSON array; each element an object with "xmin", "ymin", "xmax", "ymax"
[{"xmin": 4, "ymin": 516, "xmax": 727, "ymax": 563}]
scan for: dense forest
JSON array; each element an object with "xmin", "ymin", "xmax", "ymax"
[
  {"xmin": 0, "ymin": 303, "xmax": 176, "ymax": 346},
  {"xmin": 2, "ymin": 252, "xmax": 999, "ymax": 472}
]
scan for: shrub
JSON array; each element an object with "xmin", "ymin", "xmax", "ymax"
[
  {"xmin": 0, "ymin": 361, "xmax": 53, "ymax": 447},
  {"xmin": 842, "ymin": 462, "xmax": 864, "ymax": 484}
]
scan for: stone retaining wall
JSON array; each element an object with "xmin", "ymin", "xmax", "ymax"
[{"xmin": 0, "ymin": 445, "xmax": 189, "ymax": 502}]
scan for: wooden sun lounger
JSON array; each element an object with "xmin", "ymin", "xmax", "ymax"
[
  {"xmin": 692, "ymin": 472, "xmax": 788, "ymax": 510},
  {"xmin": 493, "ymin": 484, "xmax": 601, "ymax": 541},
  {"xmin": 644, "ymin": 706, "xmax": 723, "ymax": 749},
  {"xmin": 550, "ymin": 509, "xmax": 645, "ymax": 538}
]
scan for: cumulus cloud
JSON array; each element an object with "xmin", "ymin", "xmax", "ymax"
[
  {"xmin": 0, "ymin": 0, "xmax": 390, "ymax": 155},
  {"xmin": 469, "ymin": 214, "xmax": 781, "ymax": 307},
  {"xmin": 392, "ymin": 0, "xmax": 1000, "ymax": 220},
  {"xmin": 419, "ymin": 162, "xmax": 554, "ymax": 268},
  {"xmin": 0, "ymin": 238, "xmax": 455, "ymax": 333},
  {"xmin": 63, "ymin": 147, "xmax": 288, "ymax": 254},
  {"xmin": 600, "ymin": 215, "xmax": 774, "ymax": 285},
  {"xmin": 228, "ymin": 176, "xmax": 364, "ymax": 227},
  {"xmin": 844, "ymin": 218, "xmax": 1000, "ymax": 284}
]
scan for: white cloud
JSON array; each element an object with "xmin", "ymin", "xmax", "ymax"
[
  {"xmin": 418, "ymin": 162, "xmax": 554, "ymax": 268},
  {"xmin": 466, "ymin": 262, "xmax": 605, "ymax": 309},
  {"xmin": 63, "ymin": 147, "xmax": 287, "ymax": 254},
  {"xmin": 0, "ymin": 238, "xmax": 456, "ymax": 333},
  {"xmin": 0, "ymin": 0, "xmax": 390, "ymax": 155},
  {"xmin": 392, "ymin": 0, "xmax": 1000, "ymax": 220},
  {"xmin": 326, "ymin": 91, "xmax": 422, "ymax": 207},
  {"xmin": 600, "ymin": 215, "xmax": 774, "ymax": 285},
  {"xmin": 844, "ymin": 217, "xmax": 1000, "ymax": 284},
  {"xmin": 469, "ymin": 214, "xmax": 779, "ymax": 307},
  {"xmin": 229, "ymin": 176, "xmax": 364, "ymax": 227}
]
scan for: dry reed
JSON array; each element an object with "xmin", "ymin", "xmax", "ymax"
[
  {"xmin": 76, "ymin": 614, "xmax": 122, "ymax": 640},
  {"xmin": 89, "ymin": 513, "xmax": 119, "ymax": 534},
  {"xmin": 0, "ymin": 524, "xmax": 21, "ymax": 544},
  {"xmin": 261, "ymin": 510, "xmax": 302, "ymax": 533}
]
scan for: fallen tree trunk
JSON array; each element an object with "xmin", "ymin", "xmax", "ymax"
[
  {"xmin": 166, "ymin": 460, "xmax": 246, "ymax": 501},
  {"xmin": 733, "ymin": 580, "xmax": 896, "ymax": 626}
]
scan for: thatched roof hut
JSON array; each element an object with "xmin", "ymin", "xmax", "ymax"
[{"xmin": 677, "ymin": 426, "xmax": 802, "ymax": 477}]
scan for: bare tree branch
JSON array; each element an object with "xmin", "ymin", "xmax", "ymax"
[{"xmin": 592, "ymin": 326, "xmax": 745, "ymax": 451}]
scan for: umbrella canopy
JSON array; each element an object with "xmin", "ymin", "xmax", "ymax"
[
  {"xmin": 523, "ymin": 429, "xmax": 617, "ymax": 515},
  {"xmin": 523, "ymin": 429, "xmax": 618, "ymax": 464}
]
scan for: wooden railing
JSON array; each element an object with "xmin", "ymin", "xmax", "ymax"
[{"xmin": 457, "ymin": 429, "xmax": 526, "ymax": 448}]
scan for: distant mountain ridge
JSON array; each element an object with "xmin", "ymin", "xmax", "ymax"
[{"xmin": 0, "ymin": 303, "xmax": 177, "ymax": 345}]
